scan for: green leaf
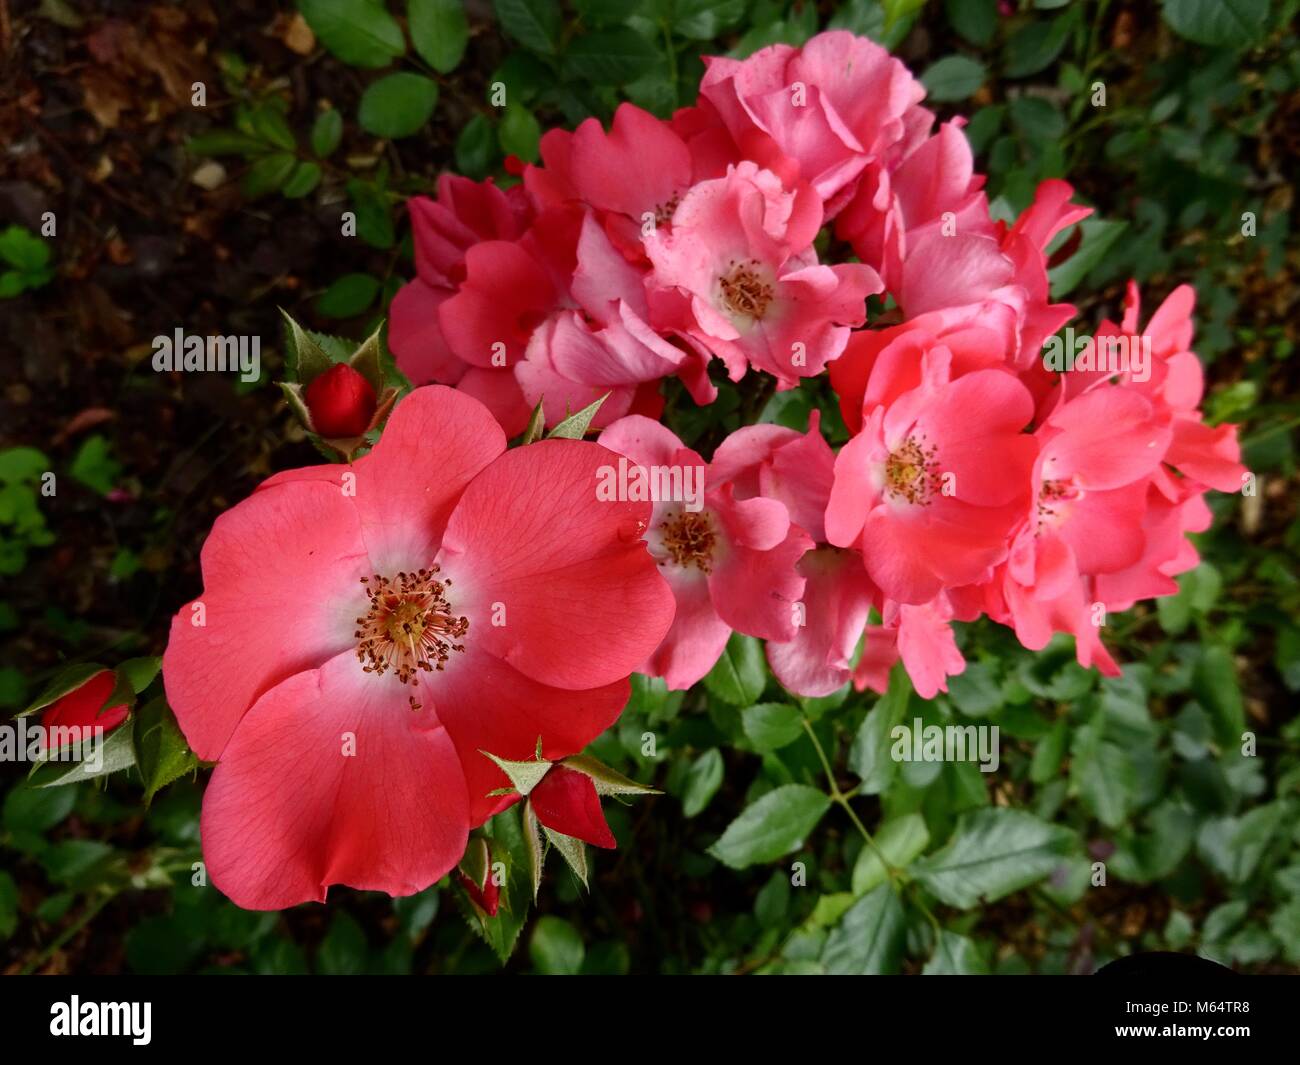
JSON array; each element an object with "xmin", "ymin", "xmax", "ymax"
[
  {"xmin": 1048, "ymin": 218, "xmax": 1127, "ymax": 298},
  {"xmin": 493, "ymin": 0, "xmax": 561, "ymax": 54},
  {"xmin": 682, "ymin": 748, "xmax": 723, "ymax": 818},
  {"xmin": 1070, "ymin": 721, "xmax": 1136, "ymax": 828},
  {"xmin": 310, "ymin": 109, "xmax": 344, "ymax": 157},
  {"xmin": 186, "ymin": 130, "xmax": 266, "ymax": 156},
  {"xmin": 1029, "ymin": 716, "xmax": 1068, "ymax": 783},
  {"xmin": 498, "ymin": 104, "xmax": 542, "ymax": 162},
  {"xmin": 546, "ymin": 391, "xmax": 609, "ymax": 438},
  {"xmin": 923, "ymin": 931, "xmax": 989, "ymax": 975},
  {"xmin": 565, "ymin": 28, "xmax": 660, "ymax": 85},
  {"xmin": 317, "ymin": 911, "xmax": 368, "ymax": 974},
  {"xmin": 741, "ymin": 703, "xmax": 803, "ymax": 753},
  {"xmin": 0, "ymin": 446, "xmax": 49, "ymax": 484},
  {"xmin": 1003, "ymin": 10, "xmax": 1075, "ymax": 78},
  {"xmin": 3, "ymin": 782, "xmax": 78, "ymax": 834},
  {"xmin": 849, "ymin": 665, "xmax": 910, "ymax": 794},
  {"xmin": 529, "ymin": 915, "xmax": 584, "ymax": 974},
  {"xmin": 573, "ymin": 0, "xmax": 643, "ymax": 24},
  {"xmin": 946, "ymin": 661, "xmax": 1003, "ymax": 717},
  {"xmin": 709, "ymin": 784, "xmax": 830, "ymax": 869},
  {"xmin": 673, "ymin": 0, "xmax": 746, "ymax": 39},
  {"xmin": 0, "ymin": 226, "xmax": 51, "ymax": 272},
  {"xmin": 820, "ymin": 883, "xmax": 906, "ymax": 974},
  {"xmin": 241, "ymin": 151, "xmax": 297, "ymax": 198},
  {"xmin": 249, "ymin": 104, "xmax": 297, "ymax": 151},
  {"xmin": 703, "ymin": 633, "xmax": 766, "ymax": 706},
  {"xmin": 131, "ymin": 697, "xmax": 196, "ymax": 804},
  {"xmin": 1193, "ymin": 644, "xmax": 1245, "ymax": 747},
  {"xmin": 408, "ymin": 0, "xmax": 468, "ymax": 72},
  {"xmin": 39, "ymin": 839, "xmax": 115, "ymax": 885},
  {"xmin": 282, "ymin": 161, "xmax": 323, "ymax": 199},
  {"xmin": 346, "ymin": 178, "xmax": 395, "ymax": 248},
  {"xmin": 911, "ymin": 808, "xmax": 1074, "ymax": 908},
  {"xmin": 126, "ymin": 915, "xmax": 203, "ymax": 974},
  {"xmin": 358, "ymin": 72, "xmax": 439, "ymax": 139},
  {"xmin": 1197, "ymin": 803, "xmax": 1285, "ymax": 884},
  {"xmin": 1161, "ymin": 0, "xmax": 1267, "ymax": 48},
  {"xmin": 69, "ymin": 435, "xmax": 122, "ymax": 496},
  {"xmin": 945, "ymin": 0, "xmax": 997, "ymax": 46},
  {"xmin": 116, "ymin": 656, "xmax": 161, "ymax": 695},
  {"xmin": 850, "ymin": 812, "xmax": 930, "ymax": 896},
  {"xmin": 921, "ymin": 56, "xmax": 987, "ymax": 102},
  {"xmin": 455, "ymin": 113, "xmax": 496, "ymax": 179},
  {"xmin": 299, "ymin": 0, "xmax": 406, "ymax": 68},
  {"xmin": 30, "ymin": 726, "xmax": 137, "ymax": 787},
  {"xmin": 316, "ymin": 273, "xmax": 381, "ymax": 318}
]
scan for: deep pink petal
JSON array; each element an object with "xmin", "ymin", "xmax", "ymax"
[
  {"xmin": 437, "ymin": 438, "xmax": 675, "ymax": 689},
  {"xmin": 200, "ymin": 652, "xmax": 469, "ymax": 910}
]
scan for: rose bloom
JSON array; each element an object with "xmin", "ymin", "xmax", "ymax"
[{"xmin": 163, "ymin": 386, "xmax": 674, "ymax": 909}]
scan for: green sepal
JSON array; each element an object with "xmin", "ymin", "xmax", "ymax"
[
  {"xmin": 519, "ymin": 399, "xmax": 546, "ymax": 445},
  {"xmin": 27, "ymin": 726, "xmax": 137, "ymax": 787},
  {"xmin": 546, "ymin": 392, "xmax": 610, "ymax": 440},
  {"xmin": 346, "ymin": 322, "xmax": 387, "ymax": 395},
  {"xmin": 560, "ymin": 753, "xmax": 660, "ymax": 797},
  {"xmin": 543, "ymin": 827, "xmax": 588, "ymax": 889},
  {"xmin": 458, "ymin": 835, "xmax": 491, "ymax": 891},
  {"xmin": 279, "ymin": 308, "xmax": 332, "ymax": 384},
  {"xmin": 481, "ymin": 750, "xmax": 553, "ymax": 796},
  {"xmin": 522, "ymin": 799, "xmax": 546, "ymax": 901},
  {"xmin": 132, "ymin": 696, "xmax": 197, "ymax": 805}
]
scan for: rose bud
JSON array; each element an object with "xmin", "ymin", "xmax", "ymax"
[
  {"xmin": 41, "ymin": 669, "xmax": 130, "ymax": 751},
  {"xmin": 457, "ymin": 838, "xmax": 501, "ymax": 917},
  {"xmin": 303, "ymin": 363, "xmax": 377, "ymax": 438}
]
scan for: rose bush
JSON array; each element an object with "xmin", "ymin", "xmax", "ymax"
[{"xmin": 8, "ymin": 0, "xmax": 1293, "ymax": 978}]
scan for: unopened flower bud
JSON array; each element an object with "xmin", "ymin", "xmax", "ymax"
[{"xmin": 304, "ymin": 363, "xmax": 377, "ymax": 438}]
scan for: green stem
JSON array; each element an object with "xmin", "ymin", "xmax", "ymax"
[
  {"xmin": 800, "ymin": 716, "xmax": 900, "ymax": 885},
  {"xmin": 21, "ymin": 890, "xmax": 115, "ymax": 975}
]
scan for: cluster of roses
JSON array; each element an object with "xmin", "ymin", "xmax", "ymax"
[
  {"xmin": 153, "ymin": 30, "xmax": 1244, "ymax": 910},
  {"xmin": 389, "ymin": 29, "xmax": 1245, "ymax": 700}
]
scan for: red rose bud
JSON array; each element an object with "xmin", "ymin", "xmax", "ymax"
[
  {"xmin": 529, "ymin": 765, "xmax": 616, "ymax": 849},
  {"xmin": 41, "ymin": 670, "xmax": 130, "ymax": 751},
  {"xmin": 457, "ymin": 838, "xmax": 501, "ymax": 916},
  {"xmin": 303, "ymin": 363, "xmax": 377, "ymax": 438},
  {"xmin": 457, "ymin": 869, "xmax": 501, "ymax": 917}
]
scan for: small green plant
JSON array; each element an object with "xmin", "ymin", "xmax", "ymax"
[{"xmin": 0, "ymin": 226, "xmax": 54, "ymax": 298}]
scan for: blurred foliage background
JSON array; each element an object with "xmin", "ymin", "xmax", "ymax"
[{"xmin": 1, "ymin": 0, "xmax": 1297, "ymax": 974}]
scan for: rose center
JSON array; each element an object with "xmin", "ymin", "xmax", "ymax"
[
  {"xmin": 654, "ymin": 192, "xmax": 682, "ymax": 226},
  {"xmin": 659, "ymin": 511, "xmax": 717, "ymax": 572},
  {"xmin": 1036, "ymin": 477, "xmax": 1082, "ymax": 529},
  {"xmin": 354, "ymin": 567, "xmax": 468, "ymax": 686},
  {"xmin": 885, "ymin": 436, "xmax": 940, "ymax": 505},
  {"xmin": 718, "ymin": 259, "xmax": 774, "ymax": 321}
]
